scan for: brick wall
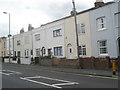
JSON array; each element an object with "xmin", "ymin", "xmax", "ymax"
[{"xmin": 36, "ymin": 57, "xmax": 119, "ymax": 70}]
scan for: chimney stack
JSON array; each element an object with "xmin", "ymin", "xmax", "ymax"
[
  {"xmin": 94, "ymin": 0, "xmax": 104, "ymax": 8},
  {"xmin": 28, "ymin": 24, "xmax": 34, "ymax": 31},
  {"xmin": 20, "ymin": 28, "xmax": 24, "ymax": 34}
]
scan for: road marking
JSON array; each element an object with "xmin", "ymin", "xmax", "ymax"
[
  {"xmin": 4, "ymin": 70, "xmax": 22, "ymax": 74},
  {"xmin": 0, "ymin": 70, "xmax": 22, "ymax": 76},
  {"xmin": 20, "ymin": 77, "xmax": 62, "ymax": 88},
  {"xmin": 0, "ymin": 72, "xmax": 10, "ymax": 76},
  {"xmin": 20, "ymin": 75, "xmax": 79, "ymax": 88}
]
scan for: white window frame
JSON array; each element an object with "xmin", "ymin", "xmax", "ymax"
[
  {"xmin": 97, "ymin": 16, "xmax": 106, "ymax": 31},
  {"xmin": 115, "ymin": 12, "xmax": 120, "ymax": 28},
  {"xmin": 78, "ymin": 23, "xmax": 86, "ymax": 34},
  {"xmin": 35, "ymin": 34, "xmax": 40, "ymax": 41},
  {"xmin": 54, "ymin": 46, "xmax": 63, "ymax": 56},
  {"xmin": 53, "ymin": 29, "xmax": 62, "ymax": 37},
  {"xmin": 79, "ymin": 45, "xmax": 86, "ymax": 56},
  {"xmin": 98, "ymin": 40, "xmax": 108, "ymax": 56},
  {"xmin": 17, "ymin": 40, "xmax": 21, "ymax": 46},
  {"xmin": 36, "ymin": 48, "xmax": 40, "ymax": 57},
  {"xmin": 25, "ymin": 49, "xmax": 29, "ymax": 57}
]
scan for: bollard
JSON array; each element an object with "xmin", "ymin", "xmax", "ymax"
[{"xmin": 112, "ymin": 60, "xmax": 116, "ymax": 75}]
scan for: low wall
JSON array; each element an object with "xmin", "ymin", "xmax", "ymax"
[
  {"xmin": 20, "ymin": 58, "xmax": 31, "ymax": 64},
  {"xmin": 38, "ymin": 57, "xmax": 119, "ymax": 70}
]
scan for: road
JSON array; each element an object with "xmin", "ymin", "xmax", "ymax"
[{"xmin": 1, "ymin": 63, "xmax": 118, "ymax": 88}]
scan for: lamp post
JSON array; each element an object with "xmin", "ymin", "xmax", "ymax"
[
  {"xmin": 3, "ymin": 12, "xmax": 11, "ymax": 63},
  {"xmin": 72, "ymin": 0, "xmax": 82, "ymax": 68}
]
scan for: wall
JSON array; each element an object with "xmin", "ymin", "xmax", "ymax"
[
  {"xmin": 0, "ymin": 37, "xmax": 7, "ymax": 57},
  {"xmin": 33, "ymin": 20, "xmax": 65, "ymax": 58},
  {"xmin": 14, "ymin": 31, "xmax": 33, "ymax": 58},
  {"xmin": 64, "ymin": 12, "xmax": 92, "ymax": 59}
]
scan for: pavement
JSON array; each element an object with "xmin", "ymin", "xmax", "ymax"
[
  {"xmin": 2, "ymin": 62, "xmax": 119, "ymax": 78},
  {"xmin": 29, "ymin": 64, "xmax": 119, "ymax": 78}
]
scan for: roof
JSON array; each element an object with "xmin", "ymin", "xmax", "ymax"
[{"xmin": 40, "ymin": 1, "xmax": 115, "ymax": 27}]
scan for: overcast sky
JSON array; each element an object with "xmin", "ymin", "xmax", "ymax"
[{"xmin": 0, "ymin": 0, "xmax": 112, "ymax": 37}]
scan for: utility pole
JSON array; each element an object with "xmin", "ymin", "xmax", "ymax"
[{"xmin": 72, "ymin": 0, "xmax": 82, "ymax": 68}]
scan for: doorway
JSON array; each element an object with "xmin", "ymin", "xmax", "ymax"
[{"xmin": 67, "ymin": 44, "xmax": 73, "ymax": 59}]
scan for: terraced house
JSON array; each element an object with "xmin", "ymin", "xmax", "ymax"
[
  {"xmin": 3, "ymin": 0, "xmax": 120, "ymax": 64},
  {"xmin": 0, "ymin": 37, "xmax": 7, "ymax": 58}
]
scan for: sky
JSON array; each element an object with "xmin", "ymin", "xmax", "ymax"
[{"xmin": 0, "ymin": 0, "xmax": 112, "ymax": 37}]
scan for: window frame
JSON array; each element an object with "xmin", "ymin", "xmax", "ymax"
[
  {"xmin": 79, "ymin": 45, "xmax": 86, "ymax": 56},
  {"xmin": 54, "ymin": 46, "xmax": 63, "ymax": 56},
  {"xmin": 53, "ymin": 29, "xmax": 62, "ymax": 37},
  {"xmin": 35, "ymin": 34, "xmax": 40, "ymax": 41},
  {"xmin": 96, "ymin": 16, "xmax": 106, "ymax": 31},
  {"xmin": 98, "ymin": 40, "xmax": 108, "ymax": 56}
]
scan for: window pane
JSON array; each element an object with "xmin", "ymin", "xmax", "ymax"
[
  {"xmin": 35, "ymin": 34, "xmax": 40, "ymax": 41},
  {"xmin": 97, "ymin": 17, "xmax": 106, "ymax": 30},
  {"xmin": 54, "ymin": 47, "xmax": 62, "ymax": 56},
  {"xmin": 53, "ymin": 29, "xmax": 62, "ymax": 37},
  {"xmin": 99, "ymin": 40, "xmax": 108, "ymax": 54}
]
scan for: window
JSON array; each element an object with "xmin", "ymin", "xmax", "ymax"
[
  {"xmin": 115, "ymin": 12, "xmax": 120, "ymax": 27},
  {"xmin": 77, "ymin": 24, "xmax": 85, "ymax": 34},
  {"xmin": 4, "ymin": 42, "xmax": 6, "ymax": 48},
  {"xmin": 14, "ymin": 51, "xmax": 16, "ymax": 57},
  {"xmin": 31, "ymin": 50, "xmax": 33, "ymax": 55},
  {"xmin": 54, "ymin": 46, "xmax": 63, "ymax": 56},
  {"xmin": 17, "ymin": 40, "xmax": 20, "ymax": 46},
  {"xmin": 24, "ymin": 36, "xmax": 29, "ymax": 44},
  {"xmin": 48, "ymin": 49, "xmax": 51, "ymax": 55},
  {"xmin": 35, "ymin": 34, "xmax": 40, "ymax": 41},
  {"xmin": 17, "ymin": 51, "xmax": 21, "ymax": 57},
  {"xmin": 79, "ymin": 45, "xmax": 86, "ymax": 56},
  {"xmin": 97, "ymin": 17, "xmax": 106, "ymax": 30},
  {"xmin": 25, "ymin": 49, "xmax": 29, "ymax": 57},
  {"xmin": 36, "ymin": 48, "xmax": 40, "ymax": 57},
  {"xmin": 53, "ymin": 29, "xmax": 62, "ymax": 37},
  {"xmin": 98, "ymin": 40, "xmax": 108, "ymax": 55}
]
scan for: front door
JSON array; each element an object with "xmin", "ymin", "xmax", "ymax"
[{"xmin": 67, "ymin": 44, "xmax": 73, "ymax": 59}]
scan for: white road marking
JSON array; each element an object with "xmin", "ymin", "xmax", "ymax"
[
  {"xmin": 20, "ymin": 75, "xmax": 79, "ymax": 88},
  {"xmin": 4, "ymin": 70, "xmax": 22, "ymax": 74},
  {"xmin": 0, "ymin": 70, "xmax": 22, "ymax": 76},
  {"xmin": 0, "ymin": 72, "xmax": 10, "ymax": 76},
  {"xmin": 20, "ymin": 77, "xmax": 62, "ymax": 88},
  {"xmin": 53, "ymin": 82, "xmax": 79, "ymax": 86}
]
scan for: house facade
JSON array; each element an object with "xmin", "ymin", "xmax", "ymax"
[
  {"xmin": 0, "ymin": 37, "xmax": 7, "ymax": 58},
  {"xmin": 32, "ymin": 20, "xmax": 65, "ymax": 59},
  {"xmin": 64, "ymin": 12, "xmax": 92, "ymax": 59},
  {"xmin": 2, "ymin": 0, "xmax": 119, "ymax": 64},
  {"xmin": 6, "ymin": 36, "xmax": 14, "ymax": 57},
  {"xmin": 14, "ymin": 30, "xmax": 33, "ymax": 64},
  {"xmin": 89, "ymin": 1, "xmax": 119, "ymax": 58}
]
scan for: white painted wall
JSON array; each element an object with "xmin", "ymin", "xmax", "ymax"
[
  {"xmin": 90, "ymin": 2, "xmax": 119, "ymax": 57},
  {"xmin": 64, "ymin": 12, "xmax": 92, "ymax": 59},
  {"xmin": 33, "ymin": 20, "xmax": 65, "ymax": 58}
]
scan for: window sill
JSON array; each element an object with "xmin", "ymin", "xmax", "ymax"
[
  {"xmin": 79, "ymin": 33, "xmax": 86, "ymax": 36},
  {"xmin": 53, "ymin": 35, "xmax": 62, "ymax": 38},
  {"xmin": 99, "ymin": 54, "xmax": 108, "ymax": 57},
  {"xmin": 98, "ymin": 28, "xmax": 107, "ymax": 31}
]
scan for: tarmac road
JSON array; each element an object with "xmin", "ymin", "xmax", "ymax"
[{"xmin": 1, "ymin": 63, "xmax": 118, "ymax": 89}]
